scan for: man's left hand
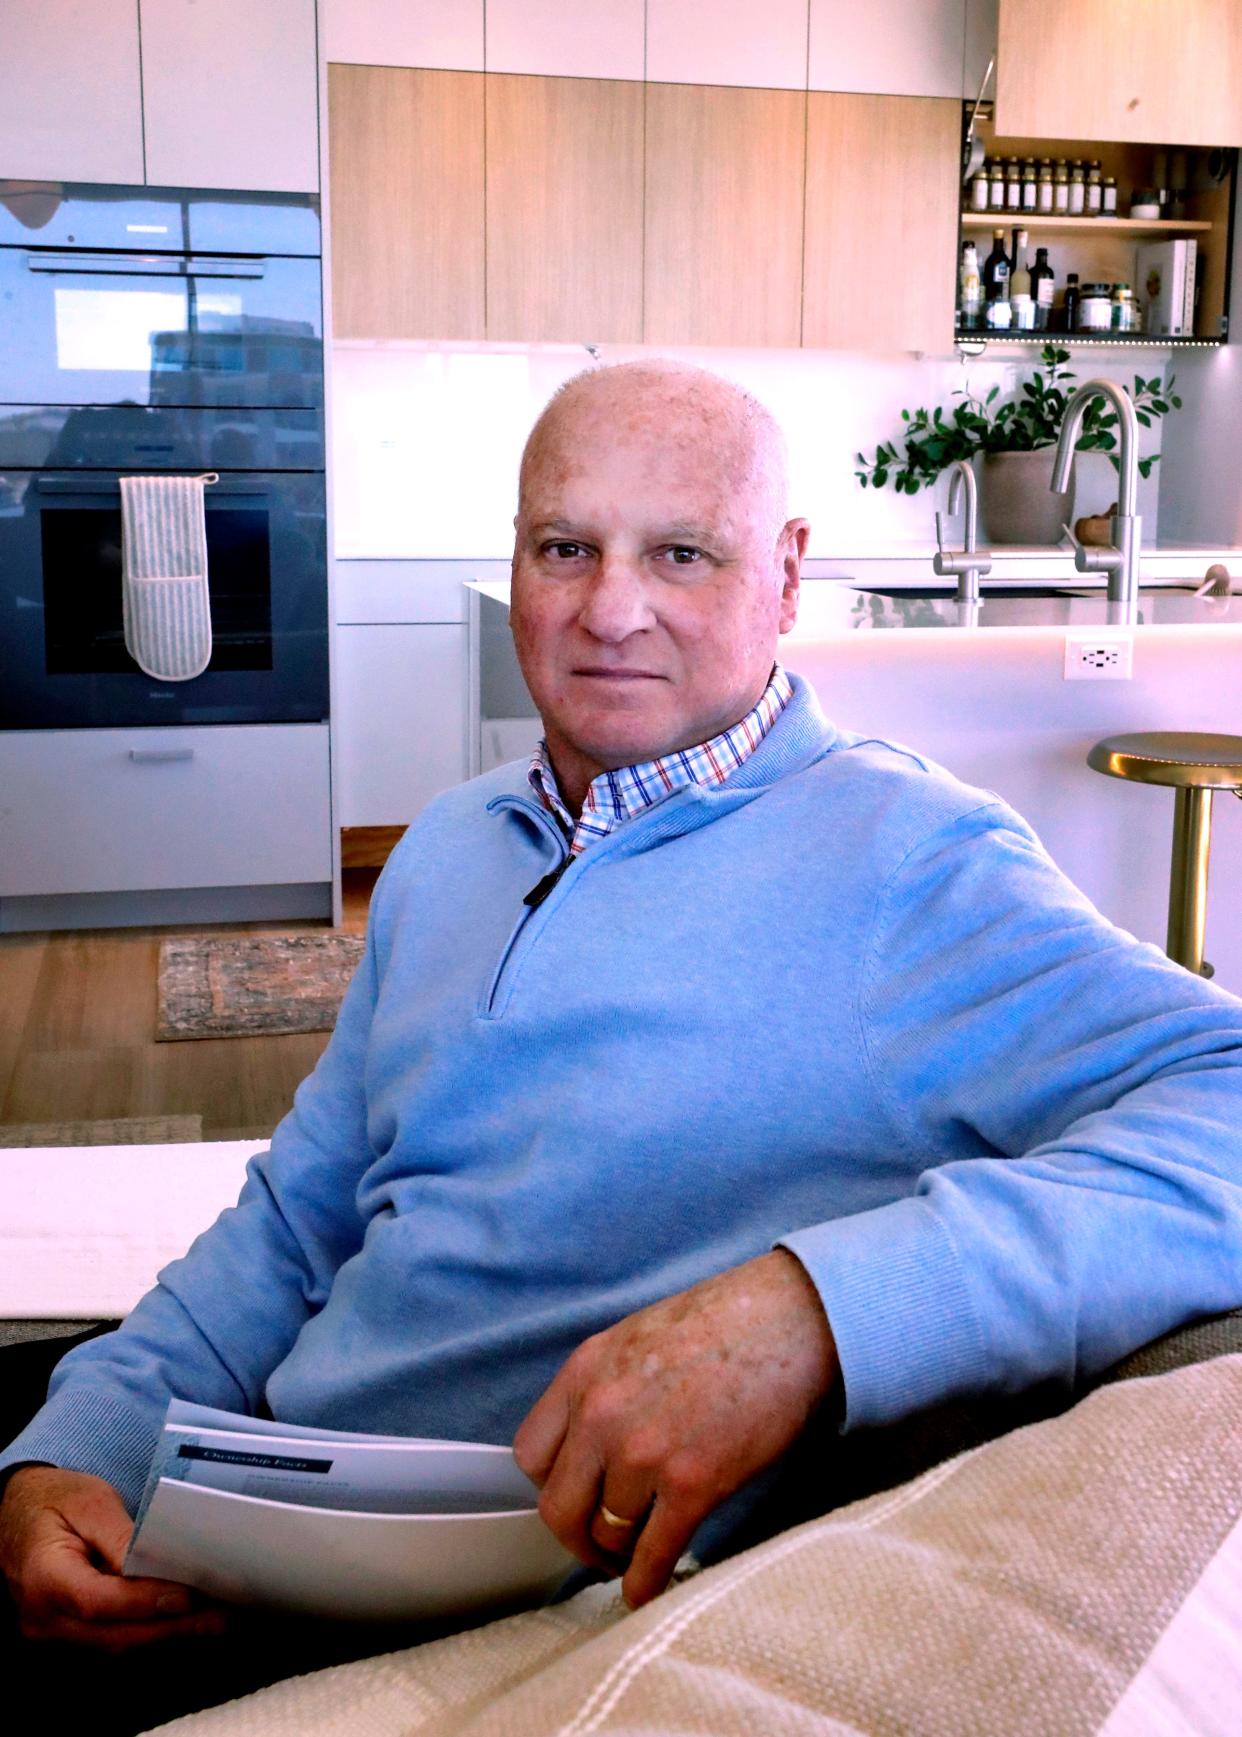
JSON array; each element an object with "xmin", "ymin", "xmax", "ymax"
[{"xmin": 513, "ymin": 1249, "xmax": 839, "ymax": 1609}]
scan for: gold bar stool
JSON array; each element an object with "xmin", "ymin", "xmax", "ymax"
[{"xmin": 1087, "ymin": 733, "xmax": 1242, "ymax": 978}]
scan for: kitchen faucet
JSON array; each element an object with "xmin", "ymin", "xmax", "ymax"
[
  {"xmin": 932, "ymin": 459, "xmax": 991, "ymax": 604},
  {"xmin": 1051, "ymin": 379, "xmax": 1141, "ymax": 620}
]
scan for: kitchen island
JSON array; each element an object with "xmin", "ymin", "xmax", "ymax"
[{"xmin": 470, "ymin": 563, "xmax": 1242, "ymax": 995}]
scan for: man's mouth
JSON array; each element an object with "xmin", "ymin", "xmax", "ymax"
[{"xmin": 573, "ymin": 668, "xmax": 663, "ymax": 680}]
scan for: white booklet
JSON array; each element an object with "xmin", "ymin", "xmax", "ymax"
[{"xmin": 123, "ymin": 1400, "xmax": 576, "ymax": 1622}]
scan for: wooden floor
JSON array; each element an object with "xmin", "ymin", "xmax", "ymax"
[{"xmin": 0, "ymin": 871, "xmax": 379, "ymax": 1142}]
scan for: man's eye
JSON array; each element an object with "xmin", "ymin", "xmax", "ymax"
[
  {"xmin": 663, "ymin": 546, "xmax": 703, "ymax": 566},
  {"xmin": 543, "ymin": 541, "xmax": 590, "ymax": 560}
]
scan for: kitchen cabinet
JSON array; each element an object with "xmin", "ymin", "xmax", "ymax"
[
  {"xmin": 328, "ymin": 65, "xmax": 485, "ymax": 340},
  {"xmin": 645, "ymin": 0, "xmax": 809, "ymax": 91},
  {"xmin": 644, "ymin": 83, "xmax": 806, "ymax": 348},
  {"xmin": 140, "ymin": 0, "xmax": 319, "ymax": 192},
  {"xmin": 485, "ymin": 75, "xmax": 643, "ymax": 343},
  {"xmin": 322, "ymin": 0, "xmax": 484, "ymax": 71},
  {"xmin": 486, "ymin": 0, "xmax": 644, "ymax": 81},
  {"xmin": 803, "ymin": 94, "xmax": 960, "ymax": 350},
  {"xmin": 0, "ymin": 1, "xmax": 144, "ymax": 184},
  {"xmin": 995, "ymin": 0, "xmax": 1242, "ymax": 149},
  {"xmin": 0, "ymin": 725, "xmax": 331, "ymax": 899},
  {"xmin": 334, "ymin": 626, "xmax": 470, "ymax": 828},
  {"xmin": 809, "ymin": 0, "xmax": 967, "ymax": 99},
  {"xmin": 960, "ymin": 114, "xmax": 1236, "ymax": 346}
]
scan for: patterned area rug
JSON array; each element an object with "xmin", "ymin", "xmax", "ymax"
[
  {"xmin": 0, "ymin": 1114, "xmax": 203, "ymax": 1147},
  {"xmin": 157, "ymin": 933, "xmax": 365, "ymax": 1042}
]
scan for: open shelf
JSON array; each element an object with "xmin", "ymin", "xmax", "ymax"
[
  {"xmin": 961, "ymin": 215, "xmax": 1212, "ymax": 237},
  {"xmin": 954, "ymin": 330, "xmax": 1224, "ymax": 349},
  {"xmin": 959, "ymin": 112, "xmax": 1236, "ymax": 346}
]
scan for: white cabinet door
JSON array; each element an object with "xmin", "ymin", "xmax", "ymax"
[
  {"xmin": 645, "ymin": 0, "xmax": 809, "ymax": 89},
  {"xmin": 964, "ymin": 0, "xmax": 998, "ymax": 99},
  {"xmin": 323, "ymin": 0, "xmax": 484, "ymax": 70},
  {"xmin": 485, "ymin": 0, "xmax": 644, "ymax": 80},
  {"xmin": 140, "ymin": 0, "xmax": 319, "ymax": 192},
  {"xmin": 809, "ymin": 0, "xmax": 966, "ymax": 97},
  {"xmin": 334, "ymin": 626, "xmax": 469, "ymax": 828},
  {"xmin": 0, "ymin": 725, "xmax": 331, "ymax": 897},
  {"xmin": 0, "ymin": 0, "xmax": 144, "ymax": 184}
]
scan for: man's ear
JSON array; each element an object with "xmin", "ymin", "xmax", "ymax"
[{"xmin": 778, "ymin": 519, "xmax": 809, "ymax": 634}]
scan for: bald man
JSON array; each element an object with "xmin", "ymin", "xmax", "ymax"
[{"xmin": 2, "ymin": 362, "xmax": 1241, "ymax": 1717}]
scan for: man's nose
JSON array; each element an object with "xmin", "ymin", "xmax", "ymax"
[{"xmin": 576, "ymin": 555, "xmax": 655, "ymax": 642}]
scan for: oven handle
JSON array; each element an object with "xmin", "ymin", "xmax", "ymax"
[
  {"xmin": 35, "ymin": 476, "xmax": 268, "ymax": 496},
  {"xmin": 24, "ymin": 251, "xmax": 265, "ymax": 279},
  {"xmin": 129, "ymin": 748, "xmax": 195, "ymax": 765}
]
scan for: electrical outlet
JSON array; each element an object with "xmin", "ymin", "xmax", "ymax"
[{"xmin": 1063, "ymin": 632, "xmax": 1134, "ymax": 681}]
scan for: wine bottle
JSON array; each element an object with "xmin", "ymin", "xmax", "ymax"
[
  {"xmin": 1010, "ymin": 229, "xmax": 1033, "ymax": 331},
  {"xmin": 1031, "ymin": 248, "xmax": 1055, "ymax": 331},
  {"xmin": 982, "ymin": 229, "xmax": 1011, "ymax": 328}
]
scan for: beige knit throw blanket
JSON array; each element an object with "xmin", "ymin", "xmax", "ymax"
[
  {"xmin": 148, "ymin": 1343, "xmax": 1242, "ymax": 1737},
  {"xmin": 119, "ymin": 473, "xmax": 217, "ymax": 681}
]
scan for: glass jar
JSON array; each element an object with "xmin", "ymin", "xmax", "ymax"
[
  {"xmin": 1068, "ymin": 160, "xmax": 1086, "ymax": 216},
  {"xmin": 1037, "ymin": 158, "xmax": 1054, "ymax": 213},
  {"xmin": 1111, "ymin": 283, "xmax": 1138, "ymax": 331},
  {"xmin": 1102, "ymin": 175, "xmax": 1118, "ymax": 216},
  {"xmin": 1086, "ymin": 161, "xmax": 1103, "ymax": 216},
  {"xmin": 1053, "ymin": 159, "xmax": 1070, "ymax": 214},
  {"xmin": 1022, "ymin": 158, "xmax": 1038, "ymax": 211},
  {"xmin": 971, "ymin": 158, "xmax": 991, "ymax": 211},
  {"xmin": 989, "ymin": 163, "xmax": 1006, "ymax": 209},
  {"xmin": 1006, "ymin": 157, "xmax": 1022, "ymax": 211},
  {"xmin": 1079, "ymin": 283, "xmax": 1113, "ymax": 330}
]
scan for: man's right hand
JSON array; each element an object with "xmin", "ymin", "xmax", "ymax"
[{"xmin": 0, "ymin": 1465, "xmax": 230, "ymax": 1651}]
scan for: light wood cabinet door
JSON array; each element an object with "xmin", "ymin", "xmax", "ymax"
[
  {"xmin": 996, "ymin": 0, "xmax": 1242, "ymax": 147},
  {"xmin": 485, "ymin": 75, "xmax": 643, "ymax": 343},
  {"xmin": 140, "ymin": 0, "xmax": 318, "ymax": 191},
  {"xmin": 803, "ymin": 93, "xmax": 959, "ymax": 351},
  {"xmin": 328, "ymin": 66, "xmax": 485, "ymax": 340},
  {"xmin": 0, "ymin": 0, "xmax": 144, "ymax": 184},
  {"xmin": 644, "ymin": 83, "xmax": 806, "ymax": 348}
]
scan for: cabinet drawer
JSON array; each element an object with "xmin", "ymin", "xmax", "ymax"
[
  {"xmin": 333, "ymin": 560, "xmax": 472, "ymax": 624},
  {"xmin": 0, "ymin": 725, "xmax": 331, "ymax": 897}
]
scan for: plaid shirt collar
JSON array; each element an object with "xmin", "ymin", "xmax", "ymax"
[{"xmin": 528, "ymin": 664, "xmax": 793, "ymax": 855}]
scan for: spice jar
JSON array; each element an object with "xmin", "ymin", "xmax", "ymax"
[
  {"xmin": 971, "ymin": 158, "xmax": 990, "ymax": 211},
  {"xmin": 1079, "ymin": 283, "xmax": 1113, "ymax": 330},
  {"xmin": 1068, "ymin": 160, "xmax": 1086, "ymax": 216},
  {"xmin": 1053, "ymin": 160, "xmax": 1070, "ymax": 215},
  {"xmin": 1111, "ymin": 283, "xmax": 1138, "ymax": 331},
  {"xmin": 1102, "ymin": 175, "xmax": 1118, "ymax": 216},
  {"xmin": 1037, "ymin": 159, "xmax": 1054, "ymax": 213},
  {"xmin": 989, "ymin": 162, "xmax": 1006, "ymax": 210}
]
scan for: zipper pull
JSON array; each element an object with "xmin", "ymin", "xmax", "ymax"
[{"xmin": 523, "ymin": 856, "xmax": 572, "ymax": 909}]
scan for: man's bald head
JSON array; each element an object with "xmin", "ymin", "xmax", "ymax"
[{"xmin": 518, "ymin": 360, "xmax": 791, "ymax": 547}]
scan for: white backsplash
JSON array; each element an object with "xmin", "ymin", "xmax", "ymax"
[{"xmin": 330, "ymin": 338, "xmax": 1169, "ymax": 559}]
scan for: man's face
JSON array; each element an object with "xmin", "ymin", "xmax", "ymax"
[{"xmin": 510, "ymin": 385, "xmax": 806, "ymax": 805}]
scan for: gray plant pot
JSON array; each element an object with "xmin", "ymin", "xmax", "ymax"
[{"xmin": 980, "ymin": 448, "xmax": 1075, "ymax": 546}]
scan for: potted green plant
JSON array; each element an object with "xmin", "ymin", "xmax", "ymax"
[{"xmin": 855, "ymin": 346, "xmax": 1182, "ymax": 545}]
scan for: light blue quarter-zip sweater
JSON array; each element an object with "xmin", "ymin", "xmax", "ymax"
[{"xmin": 4, "ymin": 675, "xmax": 1242, "ymax": 1548}]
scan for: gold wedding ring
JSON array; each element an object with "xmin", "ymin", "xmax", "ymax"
[{"xmin": 598, "ymin": 1503, "xmax": 639, "ymax": 1531}]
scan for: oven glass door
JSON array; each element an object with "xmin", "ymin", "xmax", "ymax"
[
  {"xmin": 0, "ymin": 470, "xmax": 327, "ymax": 729},
  {"xmin": 0, "ymin": 249, "xmax": 322, "ymax": 409}
]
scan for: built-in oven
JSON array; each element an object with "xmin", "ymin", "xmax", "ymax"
[
  {"xmin": 0, "ymin": 457, "xmax": 327, "ymax": 730},
  {"xmin": 0, "ymin": 180, "xmax": 327, "ymax": 731}
]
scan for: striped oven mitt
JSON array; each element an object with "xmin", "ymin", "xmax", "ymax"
[{"xmin": 119, "ymin": 473, "xmax": 218, "ymax": 682}]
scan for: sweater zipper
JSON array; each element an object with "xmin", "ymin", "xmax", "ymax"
[{"xmin": 483, "ymin": 800, "xmax": 571, "ymax": 1017}]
